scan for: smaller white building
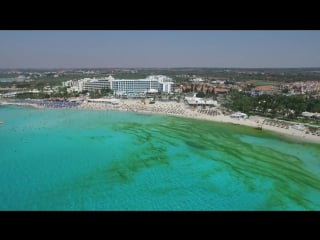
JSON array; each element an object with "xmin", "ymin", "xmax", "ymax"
[
  {"xmin": 185, "ymin": 96, "xmax": 217, "ymax": 106},
  {"xmin": 230, "ymin": 112, "xmax": 248, "ymax": 119},
  {"xmin": 291, "ymin": 124, "xmax": 305, "ymax": 131}
]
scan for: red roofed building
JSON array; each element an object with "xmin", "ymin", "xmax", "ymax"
[
  {"xmin": 251, "ymin": 86, "xmax": 278, "ymax": 96},
  {"xmin": 214, "ymin": 87, "xmax": 229, "ymax": 94}
]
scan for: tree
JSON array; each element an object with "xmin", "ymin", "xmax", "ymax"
[
  {"xmin": 101, "ymin": 88, "xmax": 113, "ymax": 96},
  {"xmin": 196, "ymin": 92, "xmax": 205, "ymax": 98}
]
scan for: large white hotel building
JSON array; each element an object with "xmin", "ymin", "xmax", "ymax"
[{"xmin": 63, "ymin": 75, "xmax": 175, "ymax": 96}]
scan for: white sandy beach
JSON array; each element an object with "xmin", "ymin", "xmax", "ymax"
[
  {"xmin": 74, "ymin": 99, "xmax": 320, "ymax": 144},
  {"xmin": 1, "ymin": 99, "xmax": 320, "ymax": 143}
]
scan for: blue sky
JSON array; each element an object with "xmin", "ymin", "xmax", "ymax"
[{"xmin": 1, "ymin": 30, "xmax": 320, "ymax": 68}]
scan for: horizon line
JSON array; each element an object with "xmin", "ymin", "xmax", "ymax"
[{"xmin": 2, "ymin": 67, "xmax": 320, "ymax": 70}]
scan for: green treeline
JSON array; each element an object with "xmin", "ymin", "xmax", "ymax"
[
  {"xmin": 88, "ymin": 89, "xmax": 113, "ymax": 99},
  {"xmin": 225, "ymin": 92, "xmax": 320, "ymax": 120}
]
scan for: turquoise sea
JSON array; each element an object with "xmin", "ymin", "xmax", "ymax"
[{"xmin": 0, "ymin": 105, "xmax": 320, "ymax": 210}]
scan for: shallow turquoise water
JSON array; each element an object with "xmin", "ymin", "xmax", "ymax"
[{"xmin": 0, "ymin": 105, "xmax": 320, "ymax": 210}]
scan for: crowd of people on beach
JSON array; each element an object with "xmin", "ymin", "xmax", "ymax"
[
  {"xmin": 262, "ymin": 119, "xmax": 290, "ymax": 129},
  {"xmin": 2, "ymin": 99, "xmax": 81, "ymax": 108},
  {"xmin": 38, "ymin": 101, "xmax": 81, "ymax": 108},
  {"xmin": 197, "ymin": 108, "xmax": 221, "ymax": 116},
  {"xmin": 262, "ymin": 118, "xmax": 320, "ymax": 136}
]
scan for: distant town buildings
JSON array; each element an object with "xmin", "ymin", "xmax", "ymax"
[
  {"xmin": 177, "ymin": 81, "xmax": 231, "ymax": 95},
  {"xmin": 280, "ymin": 81, "xmax": 320, "ymax": 96}
]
